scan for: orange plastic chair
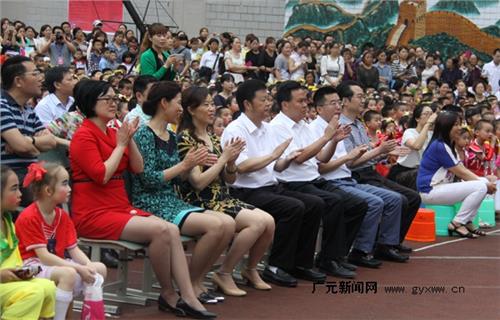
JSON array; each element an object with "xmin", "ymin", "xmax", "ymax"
[{"xmin": 405, "ymin": 208, "xmax": 436, "ymax": 242}]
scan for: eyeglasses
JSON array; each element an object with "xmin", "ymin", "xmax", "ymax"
[
  {"xmin": 23, "ymin": 70, "xmax": 42, "ymax": 77},
  {"xmin": 97, "ymin": 95, "xmax": 121, "ymax": 105}
]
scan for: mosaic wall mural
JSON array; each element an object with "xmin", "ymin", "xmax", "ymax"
[{"xmin": 284, "ymin": 0, "xmax": 500, "ymax": 60}]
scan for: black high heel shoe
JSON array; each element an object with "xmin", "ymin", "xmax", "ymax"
[
  {"xmin": 176, "ymin": 299, "xmax": 217, "ymax": 319},
  {"xmin": 447, "ymin": 221, "xmax": 477, "ymax": 238}
]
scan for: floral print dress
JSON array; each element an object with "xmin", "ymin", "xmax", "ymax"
[
  {"xmin": 132, "ymin": 126, "xmax": 203, "ymax": 227},
  {"xmin": 177, "ymin": 129, "xmax": 254, "ymax": 218}
]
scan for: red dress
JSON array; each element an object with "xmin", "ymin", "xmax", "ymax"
[{"xmin": 69, "ymin": 119, "xmax": 150, "ymax": 240}]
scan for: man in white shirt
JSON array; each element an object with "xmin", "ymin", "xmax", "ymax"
[
  {"xmin": 482, "ymin": 48, "xmax": 500, "ymax": 95},
  {"xmin": 222, "ymin": 80, "xmax": 325, "ymax": 287},
  {"xmin": 35, "ymin": 66, "xmax": 76, "ymax": 125},
  {"xmin": 310, "ymin": 86, "xmax": 407, "ymax": 266},
  {"xmin": 270, "ymin": 81, "xmax": 367, "ymax": 279},
  {"xmin": 200, "ymin": 38, "xmax": 222, "ymax": 81}
]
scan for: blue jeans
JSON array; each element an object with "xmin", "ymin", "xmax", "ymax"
[{"xmin": 329, "ymin": 178, "xmax": 402, "ymax": 253}]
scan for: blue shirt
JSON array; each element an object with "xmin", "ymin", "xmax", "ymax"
[
  {"xmin": 374, "ymin": 62, "xmax": 392, "ymax": 83},
  {"xmin": 0, "ymin": 90, "xmax": 44, "ymax": 169},
  {"xmin": 417, "ymin": 140, "xmax": 459, "ymax": 193}
]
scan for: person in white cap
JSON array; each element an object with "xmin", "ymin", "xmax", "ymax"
[{"xmin": 92, "ymin": 20, "xmax": 103, "ymax": 29}]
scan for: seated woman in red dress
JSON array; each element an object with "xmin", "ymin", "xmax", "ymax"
[{"xmin": 69, "ymin": 80, "xmax": 215, "ymax": 319}]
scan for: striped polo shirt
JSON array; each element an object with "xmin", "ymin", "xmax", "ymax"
[{"xmin": 1, "ymin": 90, "xmax": 44, "ymax": 169}]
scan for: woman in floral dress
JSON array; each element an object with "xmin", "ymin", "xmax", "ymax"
[{"xmin": 132, "ymin": 81, "xmax": 234, "ymax": 304}]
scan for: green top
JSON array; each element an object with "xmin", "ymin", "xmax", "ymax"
[
  {"xmin": 131, "ymin": 126, "xmax": 202, "ymax": 224},
  {"xmin": 0, "ymin": 213, "xmax": 19, "ymax": 265},
  {"xmin": 139, "ymin": 48, "xmax": 176, "ymax": 81}
]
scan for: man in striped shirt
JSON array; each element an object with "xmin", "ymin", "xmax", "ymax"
[{"xmin": 1, "ymin": 56, "xmax": 56, "ymax": 206}]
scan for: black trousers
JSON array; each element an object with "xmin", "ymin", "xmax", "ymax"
[
  {"xmin": 230, "ymin": 184, "xmax": 323, "ymax": 271},
  {"xmin": 352, "ymin": 167, "xmax": 421, "ymax": 242},
  {"xmin": 283, "ymin": 179, "xmax": 367, "ymax": 262},
  {"xmin": 387, "ymin": 163, "xmax": 418, "ymax": 191}
]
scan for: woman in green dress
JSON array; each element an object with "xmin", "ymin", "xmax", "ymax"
[
  {"xmin": 177, "ymin": 86, "xmax": 275, "ymax": 296},
  {"xmin": 132, "ymin": 81, "xmax": 234, "ymax": 305}
]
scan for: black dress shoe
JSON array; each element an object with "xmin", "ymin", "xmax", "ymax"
[
  {"xmin": 348, "ymin": 250, "xmax": 382, "ymax": 269},
  {"xmin": 100, "ymin": 249, "xmax": 119, "ymax": 268},
  {"xmin": 262, "ymin": 267, "xmax": 297, "ymax": 287},
  {"xmin": 197, "ymin": 292, "xmax": 217, "ymax": 304},
  {"xmin": 394, "ymin": 244, "xmax": 413, "ymax": 254},
  {"xmin": 158, "ymin": 295, "xmax": 184, "ymax": 316},
  {"xmin": 176, "ymin": 299, "xmax": 217, "ymax": 319},
  {"xmin": 318, "ymin": 260, "xmax": 356, "ymax": 279},
  {"xmin": 206, "ymin": 290, "xmax": 224, "ymax": 302},
  {"xmin": 375, "ymin": 245, "xmax": 409, "ymax": 263},
  {"xmin": 291, "ymin": 267, "xmax": 326, "ymax": 282},
  {"xmin": 335, "ymin": 257, "xmax": 357, "ymax": 271}
]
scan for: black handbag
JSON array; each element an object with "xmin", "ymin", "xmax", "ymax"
[{"xmin": 199, "ymin": 52, "xmax": 220, "ymax": 81}]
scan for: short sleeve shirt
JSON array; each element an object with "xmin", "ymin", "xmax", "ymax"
[
  {"xmin": 397, "ymin": 128, "xmax": 432, "ymax": 168},
  {"xmin": 1, "ymin": 90, "xmax": 44, "ymax": 169},
  {"xmin": 416, "ymin": 140, "xmax": 459, "ymax": 193},
  {"xmin": 15, "ymin": 203, "xmax": 78, "ymax": 260},
  {"xmin": 274, "ymin": 54, "xmax": 290, "ymax": 80},
  {"xmin": 270, "ymin": 112, "xmax": 320, "ymax": 182}
]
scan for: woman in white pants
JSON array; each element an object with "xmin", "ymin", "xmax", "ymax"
[{"xmin": 417, "ymin": 111, "xmax": 496, "ymax": 238}]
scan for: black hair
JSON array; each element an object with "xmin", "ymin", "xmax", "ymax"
[
  {"xmin": 429, "ymin": 111, "xmax": 460, "ymax": 156},
  {"xmin": 142, "ymin": 81, "xmax": 181, "ymax": 117},
  {"xmin": 473, "ymin": 80, "xmax": 486, "ymax": 93},
  {"xmin": 276, "ymin": 80, "xmax": 304, "ymax": 110},
  {"xmin": 207, "ymin": 38, "xmax": 219, "ymax": 46},
  {"xmin": 313, "ymin": 86, "xmax": 338, "ymax": 107},
  {"xmin": 178, "ymin": 86, "xmax": 210, "ymax": 141},
  {"xmin": 408, "ymin": 104, "xmax": 431, "ymax": 129},
  {"xmin": 363, "ymin": 110, "xmax": 380, "ymax": 123},
  {"xmin": 399, "ymin": 114, "xmax": 410, "ymax": 130},
  {"xmin": 25, "ymin": 26, "xmax": 38, "ymax": 37},
  {"xmin": 1, "ymin": 165, "xmax": 15, "ymax": 197},
  {"xmin": 425, "ymin": 76, "xmax": 438, "ymax": 86},
  {"xmin": 337, "ymin": 80, "xmax": 361, "ymax": 100},
  {"xmin": 381, "ymin": 104, "xmax": 394, "ymax": 118},
  {"xmin": 381, "ymin": 117, "xmax": 395, "ymax": 132},
  {"xmin": 44, "ymin": 66, "xmax": 71, "ymax": 93},
  {"xmin": 465, "ymin": 107, "xmax": 481, "ymax": 121},
  {"xmin": 73, "ymin": 80, "xmax": 112, "ymax": 118},
  {"xmin": 441, "ymin": 104, "xmax": 463, "ymax": 116},
  {"xmin": 1, "ymin": 55, "xmax": 32, "ymax": 90},
  {"xmin": 122, "ymin": 51, "xmax": 135, "ymax": 62},
  {"xmin": 118, "ymin": 78, "xmax": 132, "ymax": 89},
  {"xmin": 133, "ymin": 75, "xmax": 157, "ymax": 95},
  {"xmin": 39, "ymin": 24, "xmax": 51, "ymax": 35},
  {"xmin": 235, "ymin": 79, "xmax": 267, "ymax": 113},
  {"xmin": 474, "ymin": 119, "xmax": 493, "ymax": 132}
]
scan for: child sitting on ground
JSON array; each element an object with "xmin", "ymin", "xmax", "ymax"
[
  {"xmin": 15, "ymin": 162, "xmax": 107, "ymax": 320},
  {"xmin": 1, "ymin": 165, "xmax": 56, "ymax": 320}
]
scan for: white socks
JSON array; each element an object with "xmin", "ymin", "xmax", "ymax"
[{"xmin": 54, "ymin": 288, "xmax": 73, "ymax": 320}]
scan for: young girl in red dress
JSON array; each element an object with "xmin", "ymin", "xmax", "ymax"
[{"xmin": 15, "ymin": 162, "xmax": 107, "ymax": 320}]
